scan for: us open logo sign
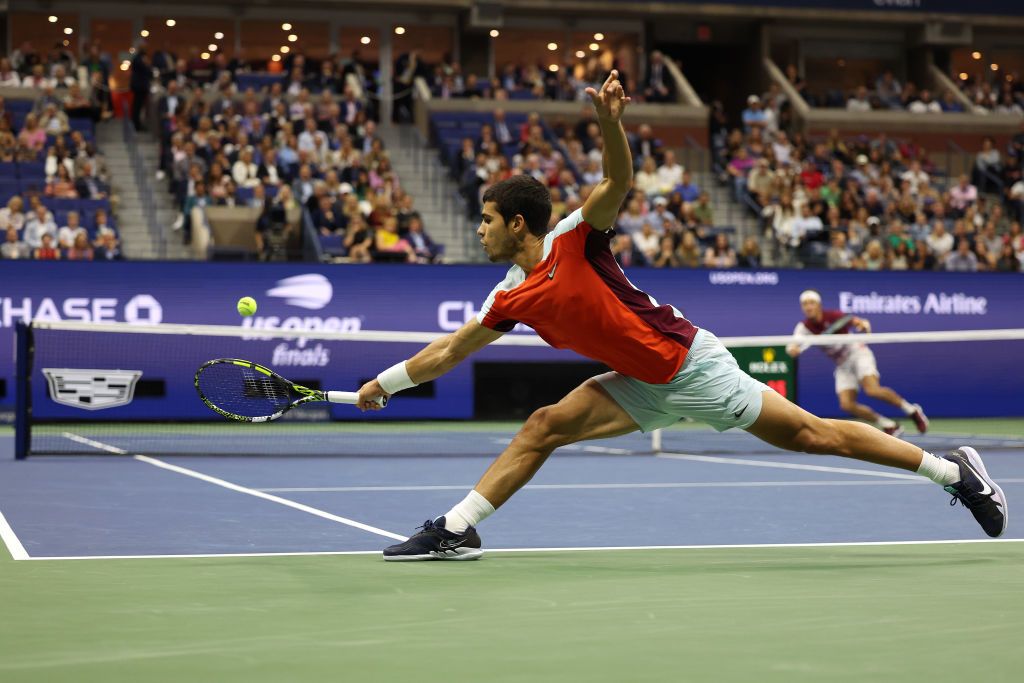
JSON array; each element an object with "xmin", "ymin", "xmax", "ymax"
[{"xmin": 42, "ymin": 369, "xmax": 143, "ymax": 410}]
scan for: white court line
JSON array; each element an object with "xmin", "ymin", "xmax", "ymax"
[
  {"xmin": 135, "ymin": 455, "xmax": 408, "ymax": 541},
  {"xmin": 657, "ymin": 452, "xmax": 922, "ymax": 480},
  {"xmin": 60, "ymin": 431, "xmax": 407, "ymax": 542},
  {"xmin": 0, "ymin": 508, "xmax": 29, "ymax": 561},
  {"xmin": 21, "ymin": 536, "xmax": 1024, "ymax": 561}
]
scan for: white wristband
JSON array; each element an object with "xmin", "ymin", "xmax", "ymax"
[{"xmin": 377, "ymin": 361, "xmax": 417, "ymax": 395}]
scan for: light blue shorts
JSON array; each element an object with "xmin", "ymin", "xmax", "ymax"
[{"xmin": 594, "ymin": 328, "xmax": 772, "ymax": 433}]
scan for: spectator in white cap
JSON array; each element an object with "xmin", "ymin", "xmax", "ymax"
[{"xmin": 742, "ymin": 95, "xmax": 766, "ymax": 134}]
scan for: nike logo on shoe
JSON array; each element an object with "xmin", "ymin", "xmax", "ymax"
[
  {"xmin": 438, "ymin": 537, "xmax": 470, "ymax": 550},
  {"xmin": 961, "ymin": 461, "xmax": 994, "ymax": 496}
]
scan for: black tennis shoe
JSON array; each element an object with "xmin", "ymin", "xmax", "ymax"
[
  {"xmin": 382, "ymin": 516, "xmax": 484, "ymax": 561},
  {"xmin": 943, "ymin": 447, "xmax": 1007, "ymax": 538}
]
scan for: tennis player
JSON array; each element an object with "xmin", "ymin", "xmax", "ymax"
[
  {"xmin": 357, "ymin": 71, "xmax": 1007, "ymax": 559},
  {"xmin": 785, "ymin": 290, "xmax": 929, "ymax": 437}
]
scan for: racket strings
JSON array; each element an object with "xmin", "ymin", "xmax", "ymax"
[{"xmin": 198, "ymin": 363, "xmax": 293, "ymax": 418}]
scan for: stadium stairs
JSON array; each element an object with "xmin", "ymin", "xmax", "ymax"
[
  {"xmin": 378, "ymin": 123, "xmax": 480, "ymax": 262},
  {"xmin": 97, "ymin": 122, "xmax": 188, "ymax": 260}
]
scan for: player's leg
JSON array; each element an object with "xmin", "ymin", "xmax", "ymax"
[
  {"xmin": 473, "ymin": 379, "xmax": 639, "ymax": 508},
  {"xmin": 746, "ymin": 390, "xmax": 1006, "ymax": 536},
  {"xmin": 837, "ymin": 388, "xmax": 881, "ymax": 422},
  {"xmin": 860, "ymin": 374, "xmax": 929, "ymax": 433},
  {"xmin": 382, "ymin": 379, "xmax": 640, "ymax": 560}
]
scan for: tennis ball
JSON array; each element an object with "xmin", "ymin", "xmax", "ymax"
[{"xmin": 237, "ymin": 296, "xmax": 258, "ymax": 317}]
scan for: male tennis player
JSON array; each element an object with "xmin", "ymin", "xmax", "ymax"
[
  {"xmin": 785, "ymin": 290, "xmax": 929, "ymax": 437},
  {"xmin": 357, "ymin": 71, "xmax": 1007, "ymax": 559}
]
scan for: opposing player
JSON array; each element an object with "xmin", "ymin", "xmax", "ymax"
[
  {"xmin": 357, "ymin": 71, "xmax": 1007, "ymax": 559},
  {"xmin": 785, "ymin": 290, "xmax": 929, "ymax": 437}
]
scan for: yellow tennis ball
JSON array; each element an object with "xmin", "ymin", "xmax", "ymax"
[{"xmin": 237, "ymin": 296, "xmax": 258, "ymax": 317}]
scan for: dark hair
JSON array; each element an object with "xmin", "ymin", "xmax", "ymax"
[{"xmin": 482, "ymin": 175, "xmax": 552, "ymax": 238}]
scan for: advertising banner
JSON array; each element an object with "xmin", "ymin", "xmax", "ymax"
[{"xmin": 3, "ymin": 262, "xmax": 1022, "ymax": 419}]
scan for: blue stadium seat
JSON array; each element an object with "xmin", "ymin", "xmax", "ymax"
[
  {"xmin": 0, "ymin": 161, "xmax": 16, "ymax": 178},
  {"xmin": 319, "ymin": 233, "xmax": 346, "ymax": 257},
  {"xmin": 16, "ymin": 161, "xmax": 45, "ymax": 179}
]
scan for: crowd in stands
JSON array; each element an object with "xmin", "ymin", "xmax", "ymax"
[
  {"xmin": 958, "ymin": 71, "xmax": 1024, "ymax": 115},
  {"xmin": 440, "ymin": 104, "xmax": 736, "ymax": 269},
  {"xmin": 0, "ymin": 43, "xmax": 122, "ymax": 261},
  {"xmin": 143, "ymin": 47, "xmax": 441, "ymax": 262},
  {"xmin": 716, "ymin": 96, "xmax": 1024, "ymax": 272},
  {"xmin": 424, "ymin": 51, "xmax": 674, "ymax": 104}
]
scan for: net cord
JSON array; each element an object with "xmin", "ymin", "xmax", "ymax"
[{"xmin": 27, "ymin": 321, "xmax": 1024, "ymax": 348}]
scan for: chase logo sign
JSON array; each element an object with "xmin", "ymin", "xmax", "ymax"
[
  {"xmin": 266, "ymin": 274, "xmax": 333, "ymax": 310},
  {"xmin": 42, "ymin": 368, "xmax": 143, "ymax": 410}
]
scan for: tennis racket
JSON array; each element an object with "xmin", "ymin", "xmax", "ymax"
[
  {"xmin": 194, "ymin": 358, "xmax": 386, "ymax": 422},
  {"xmin": 795, "ymin": 314, "xmax": 857, "ymax": 353}
]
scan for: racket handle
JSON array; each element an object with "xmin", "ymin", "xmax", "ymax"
[{"xmin": 326, "ymin": 391, "xmax": 387, "ymax": 408}]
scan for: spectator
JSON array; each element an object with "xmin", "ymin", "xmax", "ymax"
[
  {"xmin": 704, "ymin": 233, "xmax": 737, "ymax": 268},
  {"xmin": 875, "ymin": 70, "xmax": 902, "ymax": 109},
  {"xmin": 343, "ymin": 215, "xmax": 373, "ymax": 263},
  {"xmin": 726, "ymin": 147, "xmax": 754, "ymax": 196},
  {"xmin": 17, "ymin": 113, "xmax": 46, "ymax": 154},
  {"xmin": 656, "ymin": 150, "xmax": 684, "ymax": 194},
  {"xmin": 1, "ymin": 227, "xmax": 30, "ymax": 259},
  {"xmin": 676, "ymin": 230, "xmax": 702, "ymax": 267},
  {"xmin": 908, "ymin": 89, "xmax": 941, "ymax": 114},
  {"xmin": 974, "ymin": 137, "xmax": 1001, "ymax": 193},
  {"xmin": 925, "ymin": 221, "xmax": 954, "ymax": 263},
  {"xmin": 611, "ymin": 233, "xmax": 639, "ymax": 268},
  {"xmin": 862, "ymin": 239, "xmax": 887, "ymax": 270},
  {"xmin": 75, "ymin": 163, "xmax": 108, "ymax": 199},
  {"xmin": 34, "ymin": 232, "xmax": 61, "ymax": 260},
  {"xmin": 56, "ymin": 211, "xmax": 87, "ymax": 249},
  {"xmin": 996, "ymin": 243, "xmax": 1020, "ymax": 272},
  {"xmin": 674, "ymin": 170, "xmax": 701, "ymax": 204},
  {"xmin": 23, "ymin": 203, "xmax": 57, "ymax": 248},
  {"xmin": 949, "ymin": 174, "xmax": 978, "ymax": 215},
  {"xmin": 945, "ymin": 238, "xmax": 979, "ymax": 272},
  {"xmin": 736, "ymin": 236, "xmax": 762, "ymax": 268},
  {"xmin": 406, "ymin": 216, "xmax": 440, "ymax": 263},
  {"xmin": 616, "ymin": 197, "xmax": 648, "ymax": 237},
  {"xmin": 643, "ymin": 51, "xmax": 674, "ymax": 103},
  {"xmin": 46, "ymin": 164, "xmax": 78, "ymax": 198},
  {"xmin": 0, "ymin": 58, "xmax": 19, "ymax": 86},
  {"xmin": 846, "ymin": 86, "xmax": 872, "ymax": 112},
  {"xmin": 634, "ymin": 222, "xmax": 661, "ymax": 264},
  {"xmin": 629, "ymin": 124, "xmax": 662, "ymax": 165},
  {"xmin": 634, "ymin": 156, "xmax": 662, "ymax": 196},
  {"xmin": 651, "ymin": 235, "xmax": 679, "ymax": 268},
  {"xmin": 900, "ymin": 160, "xmax": 929, "ymax": 196},
  {"xmin": 824, "ymin": 231, "xmax": 852, "ymax": 269},
  {"xmin": 312, "ymin": 194, "xmax": 346, "ymax": 235},
  {"xmin": 741, "ymin": 95, "xmax": 767, "ymax": 134},
  {"xmin": 66, "ymin": 232, "xmax": 94, "ymax": 261},
  {"xmin": 94, "ymin": 231, "xmax": 123, "ymax": 260},
  {"xmin": 129, "ymin": 48, "xmax": 152, "ymax": 131},
  {"xmin": 939, "ymin": 91, "xmax": 965, "ymax": 113},
  {"xmin": 692, "ymin": 192, "xmax": 714, "ymax": 225},
  {"xmin": 0, "ymin": 196, "xmax": 26, "ymax": 233}
]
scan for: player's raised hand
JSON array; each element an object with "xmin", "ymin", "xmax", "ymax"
[
  {"xmin": 356, "ymin": 378, "xmax": 389, "ymax": 412},
  {"xmin": 586, "ymin": 70, "xmax": 631, "ymax": 123}
]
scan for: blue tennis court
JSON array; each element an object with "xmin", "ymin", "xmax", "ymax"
[{"xmin": 3, "ymin": 424, "xmax": 1022, "ymax": 561}]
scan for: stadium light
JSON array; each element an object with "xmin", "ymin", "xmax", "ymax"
[
  {"xmin": 64, "ymin": 27, "xmax": 73, "ymax": 35},
  {"xmin": 594, "ymin": 33, "xmax": 604, "ymax": 40},
  {"xmin": 166, "ymin": 19, "xmax": 176, "ymax": 27},
  {"xmin": 288, "ymin": 34, "xmax": 298, "ymax": 42},
  {"xmin": 959, "ymin": 72, "xmax": 968, "ymax": 80},
  {"xmin": 991, "ymin": 63, "xmax": 999, "ymax": 71},
  {"xmin": 280, "ymin": 46, "xmax": 290, "ymax": 54},
  {"xmin": 972, "ymin": 51, "xmax": 982, "ymax": 60},
  {"xmin": 547, "ymin": 42, "xmax": 558, "ymax": 51},
  {"xmin": 282, "ymin": 23, "xmax": 292, "ymax": 31},
  {"xmin": 272, "ymin": 55, "xmax": 281, "ymax": 62},
  {"xmin": 129, "ymin": 47, "xmax": 136, "ymax": 55},
  {"xmin": 62, "ymin": 40, "xmax": 70, "ymax": 47},
  {"xmin": 140, "ymin": 30, "xmax": 150, "ymax": 38},
  {"xmin": 120, "ymin": 61, "xmax": 130, "ymax": 71},
  {"xmin": 489, "ymin": 29, "xmax": 500, "ymax": 38},
  {"xmin": 201, "ymin": 52, "xmax": 210, "ymax": 60},
  {"xmin": 395, "ymin": 27, "xmax": 406, "ymax": 35},
  {"xmin": 548, "ymin": 64, "xmax": 559, "ymax": 72},
  {"xmin": 589, "ymin": 42, "xmax": 599, "ymax": 51},
  {"xmin": 215, "ymin": 32, "xmax": 224, "ymax": 40},
  {"xmin": 208, "ymin": 44, "xmax": 218, "ymax": 52},
  {"xmin": 575, "ymin": 50, "xmax": 585, "ymax": 59},
  {"xmin": 360, "ymin": 36, "xmax": 371, "ymax": 45},
  {"xmin": 48, "ymin": 16, "xmax": 58, "ymax": 23}
]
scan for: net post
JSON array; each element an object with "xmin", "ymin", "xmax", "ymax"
[
  {"xmin": 651, "ymin": 428, "xmax": 663, "ymax": 454},
  {"xmin": 14, "ymin": 322, "xmax": 32, "ymax": 459}
]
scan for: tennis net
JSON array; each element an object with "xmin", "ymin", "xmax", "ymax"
[{"xmin": 14, "ymin": 321, "xmax": 1024, "ymax": 458}]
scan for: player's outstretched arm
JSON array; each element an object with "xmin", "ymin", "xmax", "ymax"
[
  {"xmin": 582, "ymin": 69, "xmax": 633, "ymax": 230},
  {"xmin": 356, "ymin": 320, "xmax": 503, "ymax": 410}
]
